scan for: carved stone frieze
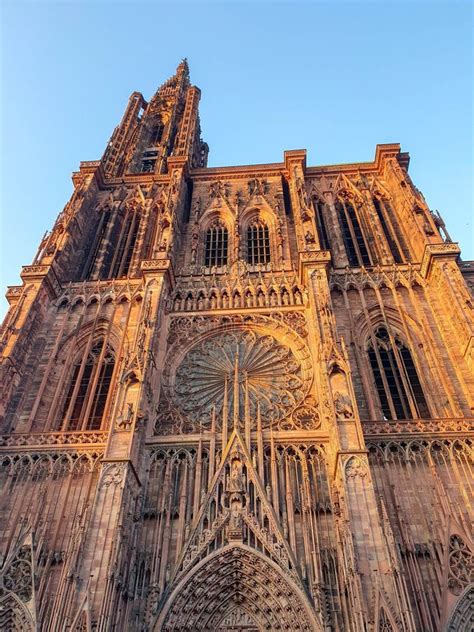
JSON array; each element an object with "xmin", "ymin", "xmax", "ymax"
[
  {"xmin": 330, "ymin": 264, "xmax": 424, "ymax": 292},
  {"xmin": 362, "ymin": 417, "xmax": 473, "ymax": 439},
  {"xmin": 0, "ymin": 431, "xmax": 108, "ymax": 450}
]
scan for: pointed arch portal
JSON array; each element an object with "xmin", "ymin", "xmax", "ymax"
[{"xmin": 155, "ymin": 544, "xmax": 320, "ymax": 631}]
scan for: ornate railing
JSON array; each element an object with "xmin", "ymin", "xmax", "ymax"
[
  {"xmin": 361, "ymin": 417, "xmax": 473, "ymax": 438},
  {"xmin": 0, "ymin": 431, "xmax": 109, "ymax": 449}
]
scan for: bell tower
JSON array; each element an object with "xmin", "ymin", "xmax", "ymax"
[{"xmin": 102, "ymin": 59, "xmax": 208, "ymax": 178}]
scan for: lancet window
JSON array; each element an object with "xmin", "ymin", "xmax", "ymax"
[
  {"xmin": 313, "ymin": 198, "xmax": 331, "ymax": 250},
  {"xmin": 107, "ymin": 208, "xmax": 140, "ymax": 278},
  {"xmin": 372, "ymin": 197, "xmax": 403, "ymax": 263},
  {"xmin": 247, "ymin": 220, "xmax": 271, "ymax": 265},
  {"xmin": 82, "ymin": 209, "xmax": 111, "ymax": 280},
  {"xmin": 204, "ymin": 221, "xmax": 228, "ymax": 267},
  {"xmin": 367, "ymin": 327, "xmax": 429, "ymax": 420},
  {"xmin": 60, "ymin": 341, "xmax": 115, "ymax": 431},
  {"xmin": 336, "ymin": 199, "xmax": 371, "ymax": 267},
  {"xmin": 149, "ymin": 123, "xmax": 163, "ymax": 146}
]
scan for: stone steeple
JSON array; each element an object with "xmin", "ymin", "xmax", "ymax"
[{"xmin": 102, "ymin": 59, "xmax": 207, "ymax": 177}]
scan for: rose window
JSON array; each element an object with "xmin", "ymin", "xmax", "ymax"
[{"xmin": 173, "ymin": 330, "xmax": 305, "ymax": 426}]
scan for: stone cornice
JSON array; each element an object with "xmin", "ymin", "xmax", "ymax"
[
  {"xmin": 20, "ymin": 264, "xmax": 62, "ymax": 299},
  {"xmin": 77, "ymin": 144, "xmax": 408, "ymax": 187},
  {"xmin": 420, "ymin": 242, "xmax": 461, "ymax": 278}
]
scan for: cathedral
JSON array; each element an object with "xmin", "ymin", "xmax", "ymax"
[{"xmin": 1, "ymin": 60, "xmax": 473, "ymax": 632}]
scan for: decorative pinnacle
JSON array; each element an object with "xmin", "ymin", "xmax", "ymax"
[{"xmin": 177, "ymin": 58, "xmax": 189, "ymax": 77}]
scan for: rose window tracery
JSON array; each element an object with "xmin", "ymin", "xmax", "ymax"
[{"xmin": 173, "ymin": 330, "xmax": 306, "ymax": 427}]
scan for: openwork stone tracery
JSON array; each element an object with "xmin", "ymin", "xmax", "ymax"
[{"xmin": 174, "ymin": 329, "xmax": 305, "ymax": 427}]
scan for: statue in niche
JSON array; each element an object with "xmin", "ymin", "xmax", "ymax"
[
  {"xmin": 230, "ymin": 495, "xmax": 243, "ymax": 530},
  {"xmin": 305, "ymin": 230, "xmax": 315, "ymax": 244},
  {"xmin": 334, "ymin": 391, "xmax": 353, "ymax": 419},
  {"xmin": 248, "ymin": 178, "xmax": 266, "ymax": 196},
  {"xmin": 424, "ymin": 221, "xmax": 435, "ymax": 235},
  {"xmin": 117, "ymin": 402, "xmax": 134, "ymax": 430},
  {"xmin": 228, "ymin": 456, "xmax": 244, "ymax": 492},
  {"xmin": 190, "ymin": 223, "xmax": 199, "ymax": 264},
  {"xmin": 193, "ymin": 197, "xmax": 201, "ymax": 219},
  {"xmin": 296, "ymin": 176, "xmax": 309, "ymax": 209}
]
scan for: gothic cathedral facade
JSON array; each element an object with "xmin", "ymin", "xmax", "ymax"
[{"xmin": 1, "ymin": 61, "xmax": 473, "ymax": 632}]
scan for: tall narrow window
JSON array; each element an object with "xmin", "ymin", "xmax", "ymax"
[
  {"xmin": 108, "ymin": 210, "xmax": 140, "ymax": 278},
  {"xmin": 313, "ymin": 199, "xmax": 330, "ymax": 250},
  {"xmin": 368, "ymin": 327, "xmax": 429, "ymax": 420},
  {"xmin": 60, "ymin": 341, "xmax": 115, "ymax": 431},
  {"xmin": 247, "ymin": 220, "xmax": 270, "ymax": 265},
  {"xmin": 336, "ymin": 200, "xmax": 371, "ymax": 267},
  {"xmin": 205, "ymin": 221, "xmax": 228, "ymax": 267},
  {"xmin": 372, "ymin": 197, "xmax": 403, "ymax": 263},
  {"xmin": 82, "ymin": 209, "xmax": 111, "ymax": 280},
  {"xmin": 149, "ymin": 123, "xmax": 163, "ymax": 145}
]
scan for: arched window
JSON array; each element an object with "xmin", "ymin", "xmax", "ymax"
[
  {"xmin": 205, "ymin": 221, "xmax": 228, "ymax": 267},
  {"xmin": 247, "ymin": 220, "xmax": 270, "ymax": 265},
  {"xmin": 313, "ymin": 198, "xmax": 330, "ymax": 250},
  {"xmin": 60, "ymin": 341, "xmax": 115, "ymax": 431},
  {"xmin": 368, "ymin": 327, "xmax": 429, "ymax": 420},
  {"xmin": 336, "ymin": 199, "xmax": 371, "ymax": 267},
  {"xmin": 372, "ymin": 197, "xmax": 403, "ymax": 263}
]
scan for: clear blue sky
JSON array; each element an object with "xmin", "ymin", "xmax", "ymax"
[{"xmin": 1, "ymin": 1, "xmax": 472, "ymax": 318}]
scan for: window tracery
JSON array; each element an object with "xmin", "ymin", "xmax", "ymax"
[
  {"xmin": 59, "ymin": 341, "xmax": 115, "ymax": 431},
  {"xmin": 336, "ymin": 198, "xmax": 371, "ymax": 267},
  {"xmin": 367, "ymin": 327, "xmax": 429, "ymax": 420},
  {"xmin": 107, "ymin": 208, "xmax": 140, "ymax": 277},
  {"xmin": 313, "ymin": 197, "xmax": 331, "ymax": 250},
  {"xmin": 372, "ymin": 197, "xmax": 403, "ymax": 263}
]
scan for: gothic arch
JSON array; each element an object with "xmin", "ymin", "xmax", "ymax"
[
  {"xmin": 0, "ymin": 591, "xmax": 35, "ymax": 632},
  {"xmin": 446, "ymin": 585, "xmax": 474, "ymax": 632},
  {"xmin": 154, "ymin": 544, "xmax": 320, "ymax": 631}
]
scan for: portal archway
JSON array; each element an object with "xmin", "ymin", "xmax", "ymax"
[
  {"xmin": 446, "ymin": 586, "xmax": 474, "ymax": 632},
  {"xmin": 155, "ymin": 544, "xmax": 320, "ymax": 631}
]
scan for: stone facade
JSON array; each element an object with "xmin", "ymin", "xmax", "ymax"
[{"xmin": 1, "ymin": 61, "xmax": 473, "ymax": 631}]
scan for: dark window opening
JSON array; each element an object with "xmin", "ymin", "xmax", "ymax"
[
  {"xmin": 141, "ymin": 150, "xmax": 158, "ymax": 173},
  {"xmin": 336, "ymin": 201, "xmax": 370, "ymax": 267},
  {"xmin": 149, "ymin": 124, "xmax": 163, "ymax": 146},
  {"xmin": 314, "ymin": 199, "xmax": 330, "ymax": 250},
  {"xmin": 82, "ymin": 210, "xmax": 111, "ymax": 280},
  {"xmin": 60, "ymin": 342, "xmax": 115, "ymax": 431},
  {"xmin": 373, "ymin": 198, "xmax": 403, "ymax": 263},
  {"xmin": 247, "ymin": 222, "xmax": 270, "ymax": 265},
  {"xmin": 108, "ymin": 211, "xmax": 140, "ymax": 278},
  {"xmin": 205, "ymin": 223, "xmax": 228, "ymax": 267},
  {"xmin": 368, "ymin": 327, "xmax": 429, "ymax": 420}
]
